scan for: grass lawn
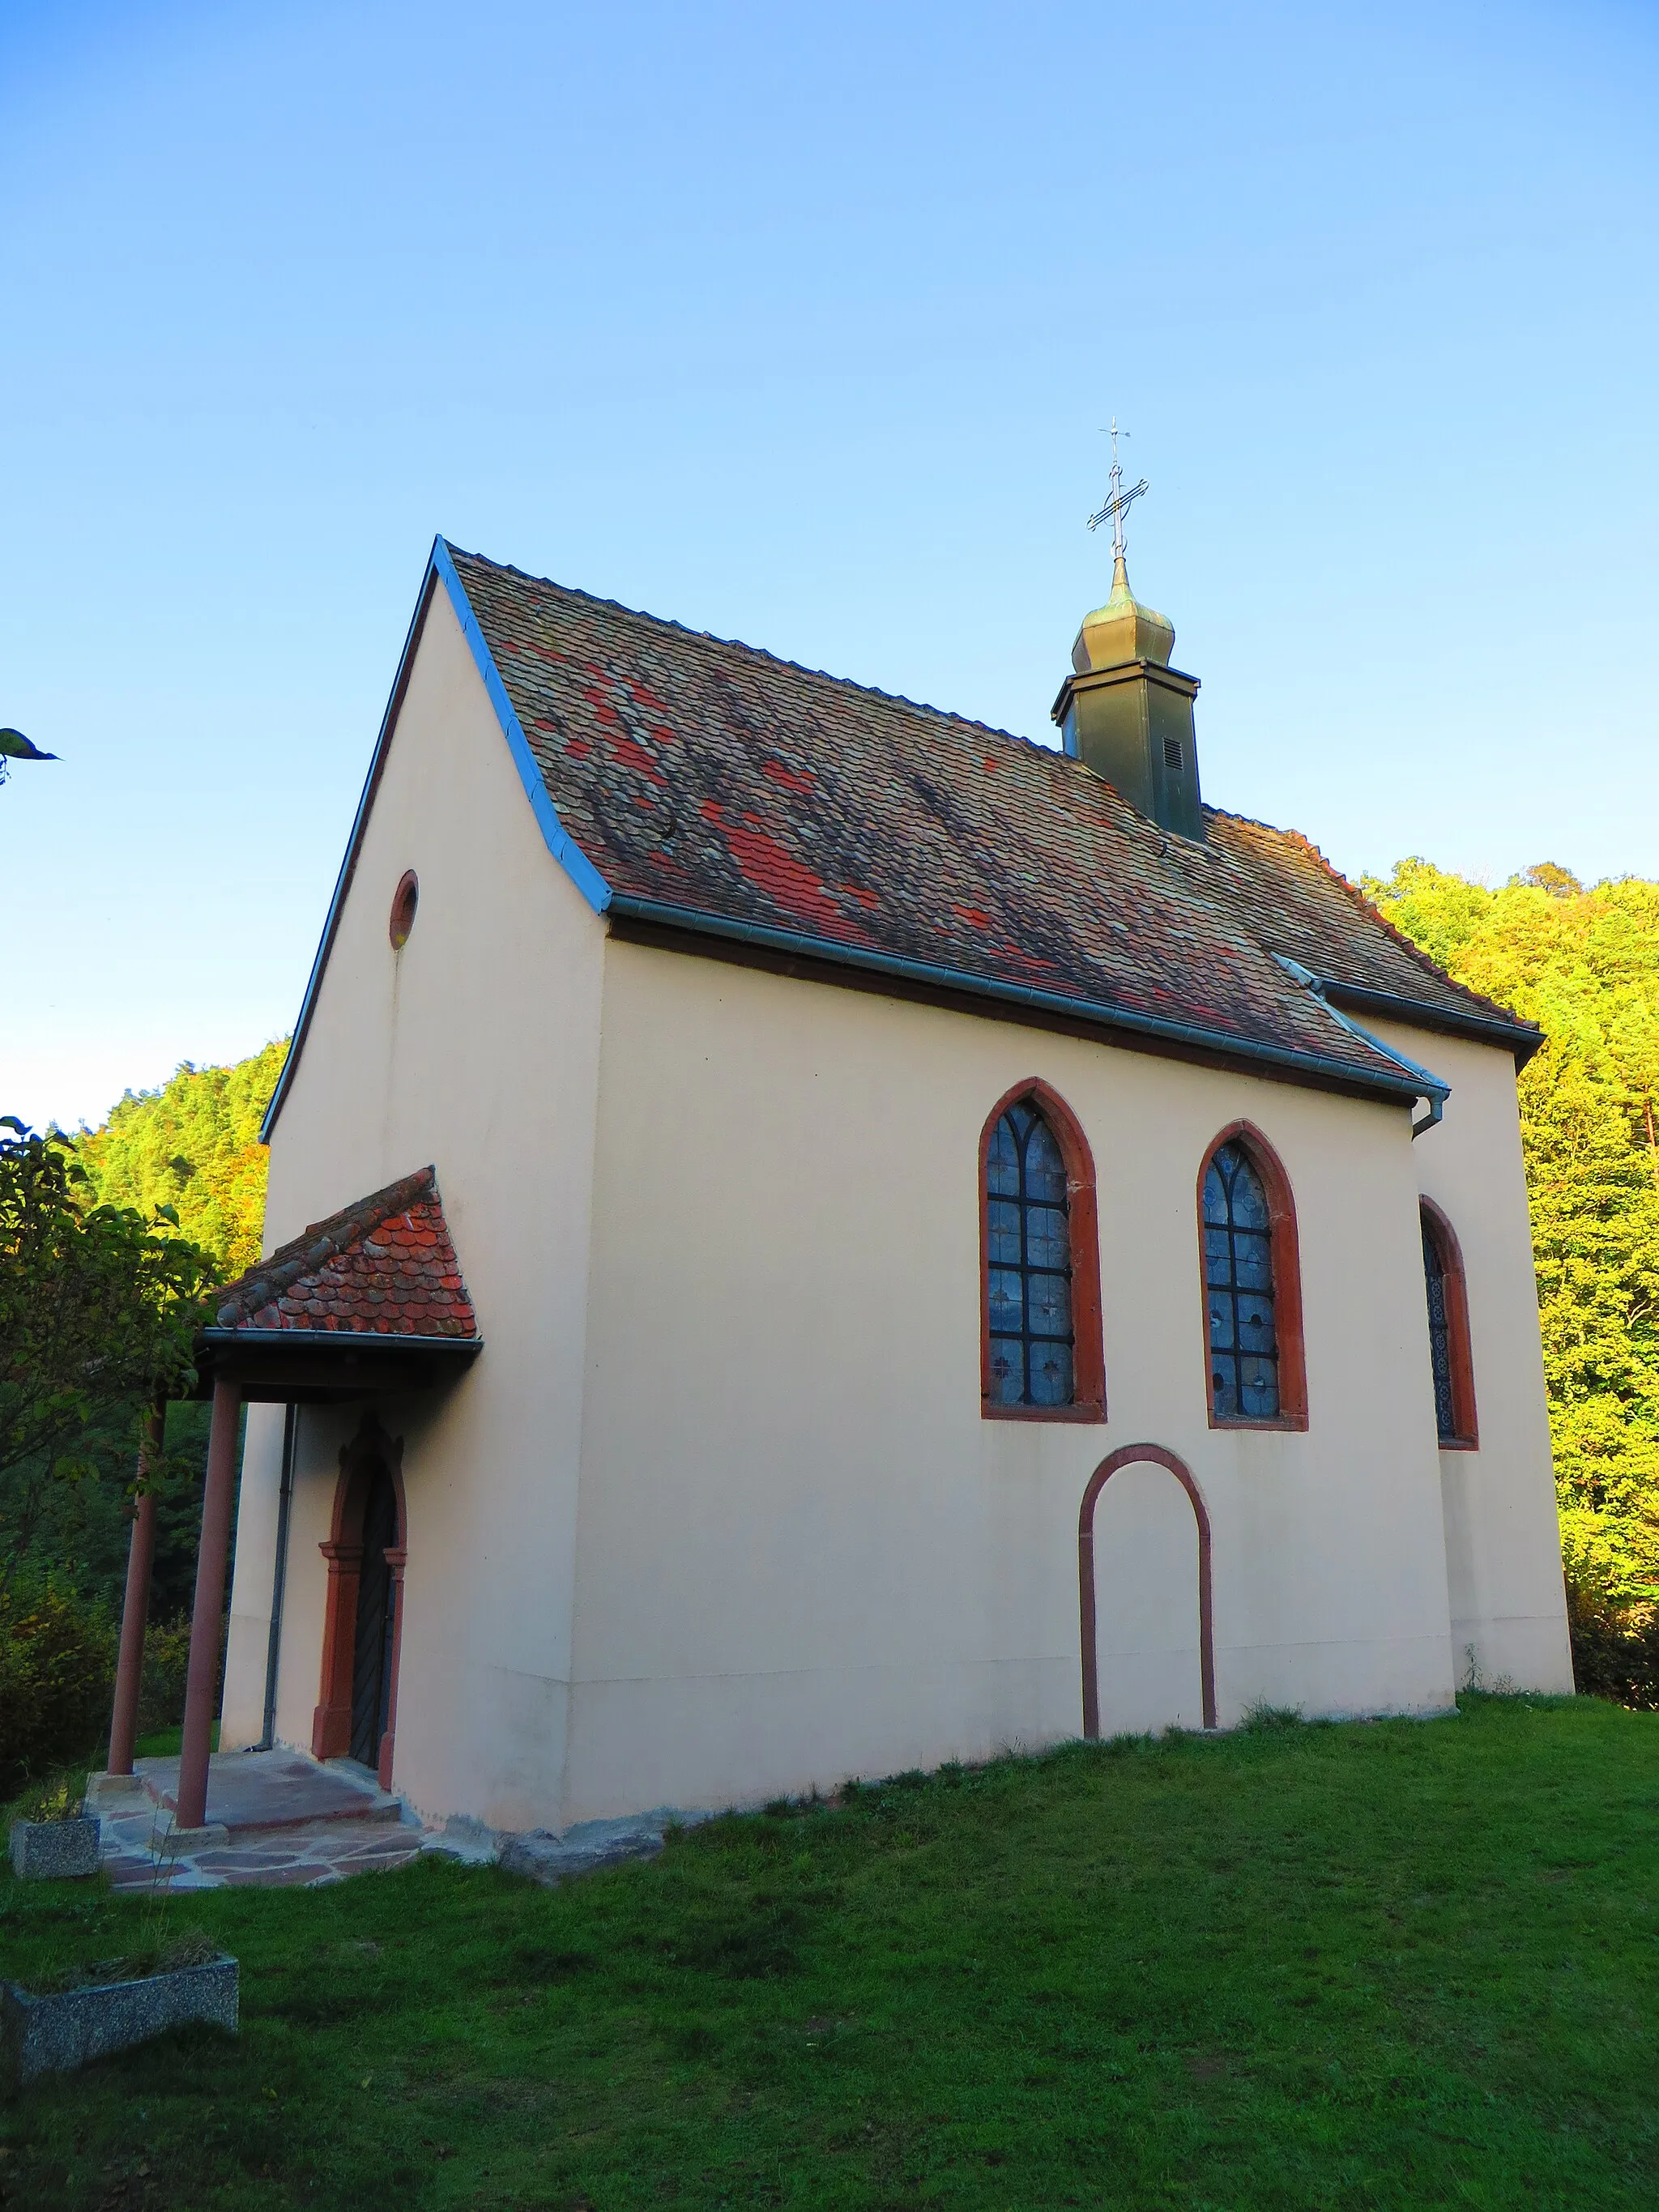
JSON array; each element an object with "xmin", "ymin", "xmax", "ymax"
[{"xmin": 3, "ymin": 1694, "xmax": 1658, "ymax": 2209}]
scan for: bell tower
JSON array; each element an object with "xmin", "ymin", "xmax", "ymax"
[{"xmin": 1051, "ymin": 429, "xmax": 1204, "ymax": 842}]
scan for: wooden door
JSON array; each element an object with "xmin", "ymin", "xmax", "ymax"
[{"xmin": 349, "ymin": 1466, "xmax": 398, "ymax": 1769}]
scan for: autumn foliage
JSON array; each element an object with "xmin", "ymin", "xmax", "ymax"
[
  {"xmin": 71, "ymin": 1037, "xmax": 288, "ymax": 1277},
  {"xmin": 1366, "ymin": 859, "xmax": 1659, "ymax": 1692}
]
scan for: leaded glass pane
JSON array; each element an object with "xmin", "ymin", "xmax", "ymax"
[
  {"xmin": 1204, "ymin": 1140, "xmax": 1280, "ymax": 1421},
  {"xmin": 1027, "ymin": 1269, "xmax": 1073, "ymax": 1339},
  {"xmin": 1233, "ymin": 1231, "xmax": 1274, "ymax": 1294},
  {"xmin": 987, "ymin": 1199, "xmax": 1021, "ymax": 1265},
  {"xmin": 1202, "ymin": 1166, "xmax": 1228, "ymax": 1227},
  {"xmin": 988, "ymin": 1338, "xmax": 1024, "ymax": 1405},
  {"xmin": 983, "ymin": 1098, "xmax": 1077, "ymax": 1408},
  {"xmin": 1026, "ymin": 1204, "xmax": 1068, "ymax": 1269},
  {"xmin": 987, "ymin": 1268, "xmax": 1023, "ymax": 1332},
  {"xmin": 1230, "ymin": 1169, "xmax": 1271, "ymax": 1234},
  {"xmin": 1238, "ymin": 1355, "xmax": 1278, "ymax": 1420},
  {"xmin": 987, "ymin": 1119, "xmax": 1021, "ymax": 1199},
  {"xmin": 1422, "ymin": 1217, "xmax": 1456, "ymax": 1441},
  {"xmin": 1028, "ymin": 1340, "xmax": 1073, "ymax": 1407},
  {"xmin": 1237, "ymin": 1298, "xmax": 1277, "ymax": 1356},
  {"xmin": 1026, "ymin": 1123, "xmax": 1067, "ymax": 1204}
]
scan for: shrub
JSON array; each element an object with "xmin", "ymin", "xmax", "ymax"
[
  {"xmin": 1566, "ymin": 1583, "xmax": 1659, "ymax": 1710},
  {"xmin": 139, "ymin": 1612, "xmax": 192, "ymax": 1733},
  {"xmin": 0, "ymin": 1574, "xmax": 116, "ymax": 1796},
  {"xmin": 11, "ymin": 1773, "xmax": 85, "ymax": 1823}
]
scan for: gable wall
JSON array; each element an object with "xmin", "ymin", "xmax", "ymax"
[
  {"xmin": 1368, "ymin": 1017, "xmax": 1573, "ymax": 1694},
  {"xmin": 560, "ymin": 940, "xmax": 1470, "ymax": 1824},
  {"xmin": 220, "ymin": 584, "xmax": 608, "ymax": 1830}
]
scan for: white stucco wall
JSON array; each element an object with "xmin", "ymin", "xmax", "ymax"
[
  {"xmin": 219, "ymin": 583, "xmax": 1567, "ymax": 1833},
  {"xmin": 557, "ymin": 942, "xmax": 1461, "ymax": 1824},
  {"xmin": 1370, "ymin": 1017, "xmax": 1573, "ymax": 1694},
  {"xmin": 220, "ymin": 584, "xmax": 608, "ymax": 1830}
]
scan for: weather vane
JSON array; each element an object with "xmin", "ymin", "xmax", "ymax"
[{"xmin": 1086, "ymin": 419, "xmax": 1149, "ymax": 561}]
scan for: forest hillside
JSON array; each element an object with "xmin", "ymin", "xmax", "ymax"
[
  {"xmin": 1364, "ymin": 859, "xmax": 1659, "ymax": 1620},
  {"xmin": 57, "ymin": 860, "xmax": 1659, "ymax": 1633},
  {"xmin": 70, "ymin": 1036, "xmax": 288, "ymax": 1278}
]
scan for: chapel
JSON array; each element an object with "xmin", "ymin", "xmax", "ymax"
[{"xmin": 166, "ymin": 526, "xmax": 1568, "ymax": 1839}]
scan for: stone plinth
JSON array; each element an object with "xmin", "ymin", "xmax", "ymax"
[
  {"xmin": 2, "ymin": 1957, "xmax": 237, "ymax": 2083},
  {"xmin": 8, "ymin": 1817, "xmax": 100, "ymax": 1882}
]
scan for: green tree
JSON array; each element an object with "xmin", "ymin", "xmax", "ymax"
[
  {"xmin": 0, "ymin": 1119, "xmax": 213, "ymax": 1594},
  {"xmin": 72, "ymin": 1038, "xmax": 288, "ymax": 1276},
  {"xmin": 1363, "ymin": 860, "xmax": 1659, "ymax": 1620}
]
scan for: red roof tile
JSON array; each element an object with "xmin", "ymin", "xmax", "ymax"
[
  {"xmin": 445, "ymin": 548, "xmax": 1537, "ymax": 1088},
  {"xmin": 214, "ymin": 1168, "xmax": 478, "ymax": 1339}
]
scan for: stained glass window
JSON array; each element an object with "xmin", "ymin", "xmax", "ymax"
[
  {"xmin": 986, "ymin": 1100, "xmax": 1075, "ymax": 1407},
  {"xmin": 1422, "ymin": 1213, "xmax": 1457, "ymax": 1442},
  {"xmin": 1203, "ymin": 1140, "xmax": 1280, "ymax": 1421}
]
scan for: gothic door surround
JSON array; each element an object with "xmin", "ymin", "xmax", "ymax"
[
  {"xmin": 350, "ymin": 1466, "xmax": 399, "ymax": 1767},
  {"xmin": 313, "ymin": 1419, "xmax": 407, "ymax": 1788}
]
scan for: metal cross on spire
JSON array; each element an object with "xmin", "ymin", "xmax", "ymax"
[{"xmin": 1086, "ymin": 419, "xmax": 1149, "ymax": 560}]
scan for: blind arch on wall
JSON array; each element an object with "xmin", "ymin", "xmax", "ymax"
[
  {"xmin": 1078, "ymin": 1443, "xmax": 1217, "ymax": 1736},
  {"xmin": 1196, "ymin": 1121, "xmax": 1307, "ymax": 1430},
  {"xmin": 979, "ymin": 1080, "xmax": 1106, "ymax": 1421}
]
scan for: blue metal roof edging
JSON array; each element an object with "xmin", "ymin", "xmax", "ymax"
[
  {"xmin": 1270, "ymin": 953, "xmax": 1449, "ymax": 1134},
  {"xmin": 259, "ymin": 537, "xmax": 615, "ymax": 1143},
  {"xmin": 430, "ymin": 539, "xmax": 612, "ymax": 917}
]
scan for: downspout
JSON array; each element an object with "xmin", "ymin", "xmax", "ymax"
[
  {"xmin": 1271, "ymin": 954, "xmax": 1448, "ymax": 1137},
  {"xmin": 258, "ymin": 1402, "xmax": 298, "ymax": 1751}
]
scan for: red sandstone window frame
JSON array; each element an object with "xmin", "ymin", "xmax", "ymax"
[
  {"xmin": 1421, "ymin": 1196, "xmax": 1479, "ymax": 1450},
  {"xmin": 1195, "ymin": 1119, "xmax": 1308, "ymax": 1432},
  {"xmin": 979, "ymin": 1077, "xmax": 1107, "ymax": 1423}
]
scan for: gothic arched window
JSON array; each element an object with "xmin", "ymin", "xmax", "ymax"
[
  {"xmin": 980, "ymin": 1083, "xmax": 1105, "ymax": 1421},
  {"xmin": 1198, "ymin": 1124, "xmax": 1307, "ymax": 1429},
  {"xmin": 1421, "ymin": 1200, "xmax": 1478, "ymax": 1447}
]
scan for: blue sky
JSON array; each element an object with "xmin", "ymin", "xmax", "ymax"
[{"xmin": 2, "ymin": 0, "xmax": 1655, "ymax": 1132}]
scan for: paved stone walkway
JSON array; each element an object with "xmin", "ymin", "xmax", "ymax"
[
  {"xmin": 87, "ymin": 1750, "xmax": 436, "ymax": 1892},
  {"xmin": 81, "ymin": 1750, "xmax": 704, "ymax": 1894}
]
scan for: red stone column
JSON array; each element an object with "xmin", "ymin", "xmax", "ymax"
[
  {"xmin": 310, "ymin": 1541, "xmax": 364, "ymax": 1761},
  {"xmin": 106, "ymin": 1400, "xmax": 165, "ymax": 1776},
  {"xmin": 377, "ymin": 1545, "xmax": 407, "ymax": 1789},
  {"xmin": 175, "ymin": 1375, "xmax": 243, "ymax": 1833}
]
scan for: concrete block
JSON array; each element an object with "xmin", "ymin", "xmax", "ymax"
[
  {"xmin": 8, "ymin": 1818, "xmax": 100, "ymax": 1882},
  {"xmin": 84, "ymin": 1771, "xmax": 148, "ymax": 1811},
  {"xmin": 154, "ymin": 1822, "xmax": 231, "ymax": 1856},
  {"xmin": 2, "ymin": 1956, "xmax": 238, "ymax": 2084}
]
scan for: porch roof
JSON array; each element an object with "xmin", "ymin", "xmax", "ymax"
[{"xmin": 195, "ymin": 1167, "xmax": 482, "ymax": 1402}]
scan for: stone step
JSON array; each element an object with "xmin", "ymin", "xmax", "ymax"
[{"xmin": 92, "ymin": 1750, "xmax": 411, "ymax": 1838}]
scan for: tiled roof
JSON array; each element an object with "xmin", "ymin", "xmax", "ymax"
[
  {"xmin": 446, "ymin": 547, "xmax": 1537, "ymax": 1090},
  {"xmin": 1200, "ymin": 812, "xmax": 1535, "ymax": 1038},
  {"xmin": 212, "ymin": 1168, "xmax": 477, "ymax": 1338}
]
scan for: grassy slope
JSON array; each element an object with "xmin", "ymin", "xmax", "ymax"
[{"xmin": 4, "ymin": 1698, "xmax": 1658, "ymax": 2210}]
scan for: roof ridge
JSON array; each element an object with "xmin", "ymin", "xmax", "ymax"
[
  {"xmin": 443, "ymin": 541, "xmax": 1049, "ymax": 756},
  {"xmin": 1203, "ymin": 805, "xmax": 1540, "ymax": 1037},
  {"xmin": 215, "ymin": 1165, "xmax": 437, "ymax": 1325}
]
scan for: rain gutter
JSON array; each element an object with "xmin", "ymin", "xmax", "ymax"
[
  {"xmin": 1311, "ymin": 977, "xmax": 1542, "ymax": 1068},
  {"xmin": 1270, "ymin": 954, "xmax": 1449, "ymax": 1136},
  {"xmin": 606, "ymin": 893, "xmax": 1436, "ymax": 1110},
  {"xmin": 198, "ymin": 1328, "xmax": 484, "ymax": 1354}
]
